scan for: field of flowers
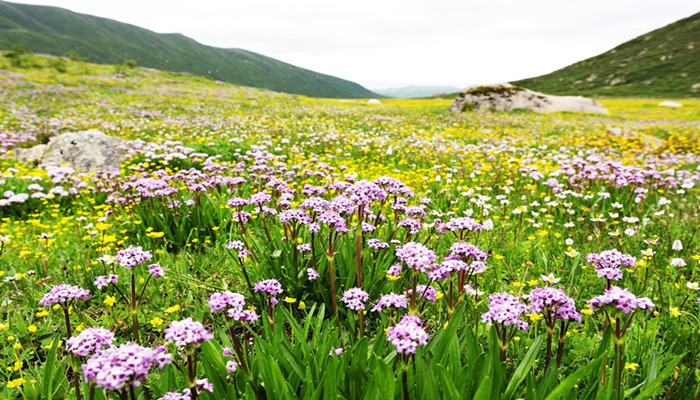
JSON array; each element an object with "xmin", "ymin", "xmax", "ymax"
[{"xmin": 0, "ymin": 54, "xmax": 698, "ymax": 400}]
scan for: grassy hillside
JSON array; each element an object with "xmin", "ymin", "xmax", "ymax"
[
  {"xmin": 0, "ymin": 1, "xmax": 378, "ymax": 98},
  {"xmin": 373, "ymin": 86, "xmax": 461, "ymax": 98},
  {"xmin": 514, "ymin": 12, "xmax": 700, "ymax": 98}
]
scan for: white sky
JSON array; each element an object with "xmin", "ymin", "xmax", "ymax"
[{"xmin": 9, "ymin": 0, "xmax": 699, "ymax": 89}]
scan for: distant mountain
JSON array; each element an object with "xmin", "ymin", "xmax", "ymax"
[
  {"xmin": 514, "ymin": 12, "xmax": 700, "ymax": 97},
  {"xmin": 0, "ymin": 1, "xmax": 378, "ymax": 98},
  {"xmin": 373, "ymin": 86, "xmax": 461, "ymax": 98}
]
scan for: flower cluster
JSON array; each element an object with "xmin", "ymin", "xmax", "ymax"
[
  {"xmin": 82, "ymin": 343, "xmax": 172, "ymax": 390},
  {"xmin": 207, "ymin": 291, "xmax": 258, "ymax": 322},
  {"xmin": 114, "ymin": 246, "xmax": 153, "ymax": 269},
  {"xmin": 66, "ymin": 327, "xmax": 116, "ymax": 357},
  {"xmin": 39, "ymin": 284, "xmax": 90, "ymax": 307},
  {"xmin": 163, "ymin": 318, "xmax": 214, "ymax": 348},
  {"xmin": 396, "ymin": 242, "xmax": 437, "ymax": 272},
  {"xmin": 341, "ymin": 288, "xmax": 370, "ymax": 311},
  {"xmin": 371, "ymin": 293, "xmax": 408, "ymax": 312},
  {"xmin": 253, "ymin": 279, "xmax": 283, "ymax": 296},
  {"xmin": 588, "ymin": 286, "xmax": 654, "ymax": 314},
  {"xmin": 586, "ymin": 249, "xmax": 636, "ymax": 281},
  {"xmin": 94, "ymin": 274, "xmax": 119, "ymax": 289},
  {"xmin": 386, "ymin": 315, "xmax": 430, "ymax": 355},
  {"xmin": 481, "ymin": 292, "xmax": 529, "ymax": 331},
  {"xmin": 528, "ymin": 287, "xmax": 581, "ymax": 322}
]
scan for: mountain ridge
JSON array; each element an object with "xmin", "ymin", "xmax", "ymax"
[
  {"xmin": 513, "ymin": 11, "xmax": 700, "ymax": 97},
  {"xmin": 0, "ymin": 1, "xmax": 378, "ymax": 98}
]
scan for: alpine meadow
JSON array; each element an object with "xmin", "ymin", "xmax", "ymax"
[{"xmin": 0, "ymin": 4, "xmax": 699, "ymax": 400}]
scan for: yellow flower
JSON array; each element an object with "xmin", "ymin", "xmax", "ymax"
[
  {"xmin": 149, "ymin": 317, "xmax": 164, "ymax": 327},
  {"xmin": 528, "ymin": 313, "xmax": 543, "ymax": 322},
  {"xmin": 27, "ymin": 325, "xmax": 37, "ymax": 333},
  {"xmin": 13, "ymin": 342, "xmax": 22, "ymax": 350},
  {"xmin": 0, "ymin": 323, "xmax": 8, "ymax": 332},
  {"xmin": 45, "ymin": 339, "xmax": 62, "ymax": 349},
  {"xmin": 283, "ymin": 297, "xmax": 296, "ymax": 304},
  {"xmin": 298, "ymin": 301, "xmax": 306, "ymax": 310},
  {"xmin": 669, "ymin": 307, "xmax": 681, "ymax": 318},
  {"xmin": 104, "ymin": 296, "xmax": 116, "ymax": 307},
  {"xmin": 147, "ymin": 231, "xmax": 165, "ymax": 238},
  {"xmin": 625, "ymin": 362, "xmax": 639, "ymax": 371},
  {"xmin": 6, "ymin": 378, "xmax": 26, "ymax": 388},
  {"xmin": 95, "ymin": 222, "xmax": 112, "ymax": 231},
  {"xmin": 165, "ymin": 305, "xmax": 180, "ymax": 314},
  {"xmin": 13, "ymin": 360, "xmax": 22, "ymax": 371},
  {"xmin": 527, "ymin": 279, "xmax": 539, "ymax": 287},
  {"xmin": 581, "ymin": 308, "xmax": 593, "ymax": 315},
  {"xmin": 386, "ymin": 274, "xmax": 401, "ymax": 281}
]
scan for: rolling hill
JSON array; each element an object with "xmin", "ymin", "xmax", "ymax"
[
  {"xmin": 514, "ymin": 12, "xmax": 700, "ymax": 98},
  {"xmin": 0, "ymin": 1, "xmax": 378, "ymax": 98}
]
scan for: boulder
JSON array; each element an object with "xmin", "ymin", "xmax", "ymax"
[
  {"xmin": 658, "ymin": 100, "xmax": 682, "ymax": 107},
  {"xmin": 448, "ymin": 83, "xmax": 608, "ymax": 114},
  {"xmin": 14, "ymin": 130, "xmax": 129, "ymax": 171}
]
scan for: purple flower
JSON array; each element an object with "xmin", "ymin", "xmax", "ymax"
[
  {"xmin": 342, "ymin": 287, "xmax": 370, "ymax": 311},
  {"xmin": 387, "ymin": 315, "xmax": 430, "ymax": 355},
  {"xmin": 254, "ymin": 279, "xmax": 283, "ymax": 296},
  {"xmin": 450, "ymin": 242, "xmax": 488, "ymax": 260},
  {"xmin": 367, "ymin": 239, "xmax": 390, "ymax": 250},
  {"xmin": 307, "ymin": 268, "xmax": 320, "ymax": 281},
  {"xmin": 157, "ymin": 390, "xmax": 191, "ymax": 400},
  {"xmin": 587, "ymin": 286, "xmax": 654, "ymax": 314},
  {"xmin": 164, "ymin": 318, "xmax": 214, "ymax": 348},
  {"xmin": 82, "ymin": 343, "xmax": 172, "ymax": 391},
  {"xmin": 371, "ymin": 293, "xmax": 408, "ymax": 312},
  {"xmin": 386, "ymin": 264, "xmax": 402, "ymax": 277},
  {"xmin": 297, "ymin": 243, "xmax": 312, "ymax": 252},
  {"xmin": 148, "ymin": 264, "xmax": 165, "ymax": 278},
  {"xmin": 528, "ymin": 287, "xmax": 581, "ymax": 323},
  {"xmin": 66, "ymin": 327, "xmax": 115, "ymax": 357},
  {"xmin": 94, "ymin": 274, "xmax": 119, "ymax": 289},
  {"xmin": 195, "ymin": 378, "xmax": 214, "ymax": 393},
  {"xmin": 481, "ymin": 292, "xmax": 529, "ymax": 331},
  {"xmin": 226, "ymin": 240, "xmax": 245, "ymax": 250},
  {"xmin": 39, "ymin": 284, "xmax": 90, "ymax": 307},
  {"xmin": 406, "ymin": 285, "xmax": 438, "ymax": 303},
  {"xmin": 114, "ymin": 246, "xmax": 153, "ymax": 269},
  {"xmin": 396, "ymin": 242, "xmax": 437, "ymax": 272},
  {"xmin": 586, "ymin": 249, "xmax": 636, "ymax": 282},
  {"xmin": 207, "ymin": 291, "xmax": 259, "ymax": 322},
  {"xmin": 398, "ymin": 218, "xmax": 422, "ymax": 235},
  {"xmin": 442, "ymin": 217, "xmax": 483, "ymax": 233},
  {"xmin": 226, "ymin": 360, "xmax": 239, "ymax": 373},
  {"xmin": 329, "ymin": 347, "xmax": 344, "ymax": 356}
]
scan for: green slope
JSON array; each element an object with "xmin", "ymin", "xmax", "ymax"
[
  {"xmin": 0, "ymin": 1, "xmax": 378, "ymax": 98},
  {"xmin": 514, "ymin": 12, "xmax": 700, "ymax": 98}
]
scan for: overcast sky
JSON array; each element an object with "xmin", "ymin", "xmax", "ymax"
[{"xmin": 9, "ymin": 0, "xmax": 699, "ymax": 89}]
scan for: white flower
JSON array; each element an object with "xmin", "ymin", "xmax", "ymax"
[
  {"xmin": 0, "ymin": 235, "xmax": 10, "ymax": 244},
  {"xmin": 482, "ymin": 219, "xmax": 494, "ymax": 231},
  {"xmin": 97, "ymin": 254, "xmax": 115, "ymax": 265},
  {"xmin": 563, "ymin": 222, "xmax": 575, "ymax": 228},
  {"xmin": 624, "ymin": 228, "xmax": 636, "ymax": 236},
  {"xmin": 565, "ymin": 248, "xmax": 579, "ymax": 257},
  {"xmin": 670, "ymin": 258, "xmax": 686, "ymax": 267},
  {"xmin": 641, "ymin": 248, "xmax": 655, "ymax": 257},
  {"xmin": 565, "ymin": 238, "xmax": 574, "ymax": 246},
  {"xmin": 541, "ymin": 273, "xmax": 561, "ymax": 284},
  {"xmin": 672, "ymin": 240, "xmax": 683, "ymax": 251},
  {"xmin": 687, "ymin": 282, "xmax": 699, "ymax": 290}
]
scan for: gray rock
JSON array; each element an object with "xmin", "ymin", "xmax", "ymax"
[
  {"xmin": 448, "ymin": 84, "xmax": 608, "ymax": 114},
  {"xmin": 14, "ymin": 130, "xmax": 129, "ymax": 171}
]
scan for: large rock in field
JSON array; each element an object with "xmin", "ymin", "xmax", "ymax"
[
  {"xmin": 14, "ymin": 130, "xmax": 128, "ymax": 171},
  {"xmin": 448, "ymin": 83, "xmax": 609, "ymax": 114}
]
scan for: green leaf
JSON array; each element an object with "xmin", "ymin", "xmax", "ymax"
[
  {"xmin": 503, "ymin": 335, "xmax": 544, "ymax": 399},
  {"xmin": 632, "ymin": 354, "xmax": 684, "ymax": 400},
  {"xmin": 641, "ymin": 349, "xmax": 657, "ymax": 391},
  {"xmin": 42, "ymin": 336, "xmax": 60, "ymax": 400}
]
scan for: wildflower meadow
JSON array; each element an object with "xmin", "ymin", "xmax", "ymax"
[{"xmin": 0, "ymin": 55, "xmax": 699, "ymax": 399}]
